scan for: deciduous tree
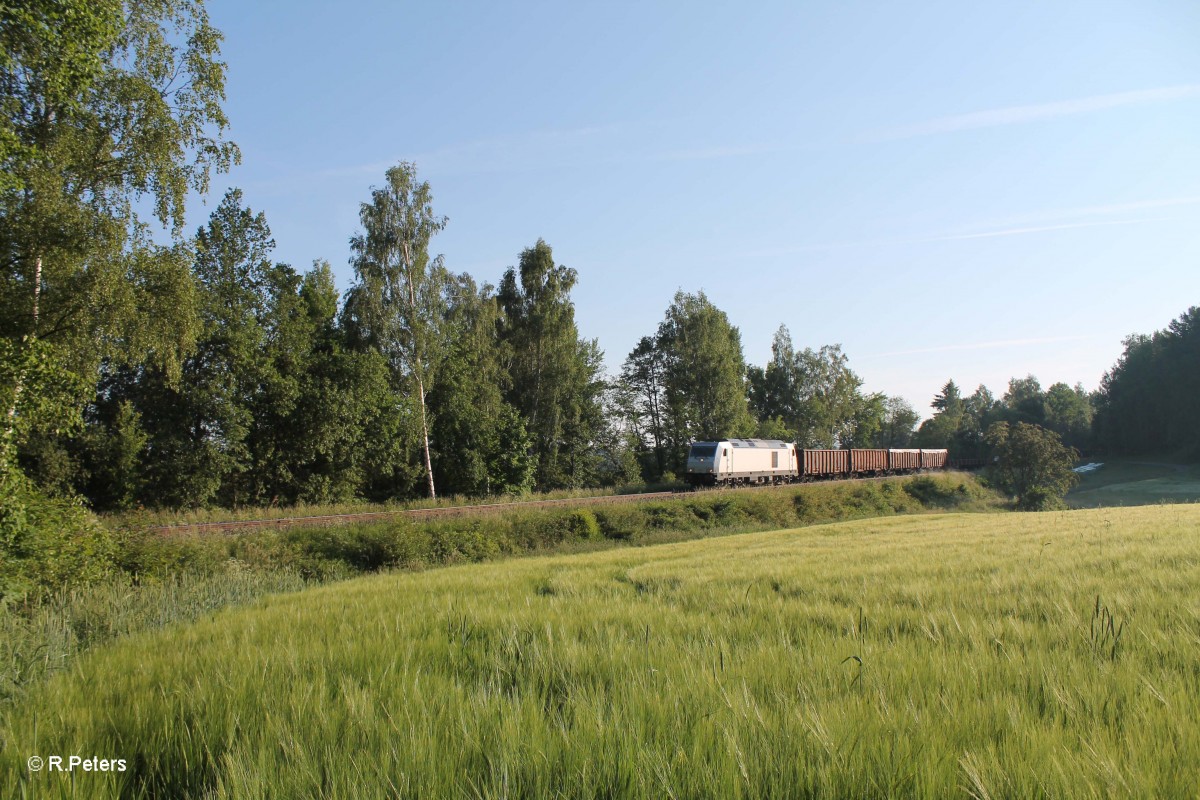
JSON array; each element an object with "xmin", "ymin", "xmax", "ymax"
[
  {"xmin": 617, "ymin": 335, "xmax": 668, "ymax": 477},
  {"xmin": 498, "ymin": 240, "xmax": 605, "ymax": 490},
  {"xmin": 872, "ymin": 396, "xmax": 919, "ymax": 448},
  {"xmin": 346, "ymin": 163, "xmax": 449, "ymax": 499},
  {"xmin": 985, "ymin": 421, "xmax": 1078, "ymax": 510},
  {"xmin": 656, "ymin": 291, "xmax": 754, "ymax": 467},
  {"xmin": 1, "ymin": 0, "xmax": 236, "ymax": 520}
]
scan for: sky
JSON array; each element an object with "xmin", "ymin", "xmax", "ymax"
[{"xmin": 192, "ymin": 0, "xmax": 1200, "ymax": 416}]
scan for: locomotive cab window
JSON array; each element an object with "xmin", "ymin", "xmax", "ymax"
[{"xmin": 689, "ymin": 445, "xmax": 717, "ymax": 458}]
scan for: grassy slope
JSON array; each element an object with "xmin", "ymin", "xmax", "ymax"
[
  {"xmin": 105, "ymin": 485, "xmax": 648, "ymax": 529},
  {"xmin": 5, "ymin": 505, "xmax": 1200, "ymax": 798},
  {"xmin": 1067, "ymin": 458, "xmax": 1200, "ymax": 508}
]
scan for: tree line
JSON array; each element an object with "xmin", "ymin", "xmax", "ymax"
[
  {"xmin": 908, "ymin": 304, "xmax": 1199, "ymax": 463},
  {"xmin": 0, "ymin": 139, "xmax": 926, "ymax": 512},
  {"xmin": 5, "ymin": 163, "xmax": 924, "ymax": 510}
]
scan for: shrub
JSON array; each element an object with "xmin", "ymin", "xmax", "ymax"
[
  {"xmin": 593, "ymin": 507, "xmax": 638, "ymax": 540},
  {"xmin": 566, "ymin": 509, "xmax": 601, "ymax": 540},
  {"xmin": 903, "ymin": 477, "xmax": 952, "ymax": 508},
  {"xmin": 644, "ymin": 504, "xmax": 698, "ymax": 531},
  {"xmin": 1, "ymin": 476, "xmax": 116, "ymax": 603}
]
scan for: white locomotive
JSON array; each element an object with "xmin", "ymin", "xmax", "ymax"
[{"xmin": 686, "ymin": 439, "xmax": 797, "ymax": 486}]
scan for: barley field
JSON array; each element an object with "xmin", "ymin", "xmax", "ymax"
[{"xmin": 4, "ymin": 505, "xmax": 1200, "ymax": 798}]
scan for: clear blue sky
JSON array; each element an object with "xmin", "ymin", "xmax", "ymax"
[{"xmin": 196, "ymin": 0, "xmax": 1200, "ymax": 415}]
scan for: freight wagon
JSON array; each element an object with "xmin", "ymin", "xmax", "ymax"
[{"xmin": 803, "ymin": 449, "xmax": 849, "ymax": 478}]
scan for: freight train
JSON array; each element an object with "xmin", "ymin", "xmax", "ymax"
[{"xmin": 685, "ymin": 438, "xmax": 948, "ymax": 487}]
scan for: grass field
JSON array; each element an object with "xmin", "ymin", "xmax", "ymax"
[
  {"xmin": 1066, "ymin": 459, "xmax": 1200, "ymax": 508},
  {"xmin": 4, "ymin": 505, "xmax": 1200, "ymax": 798}
]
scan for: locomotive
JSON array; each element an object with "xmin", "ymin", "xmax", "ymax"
[{"xmin": 685, "ymin": 438, "xmax": 948, "ymax": 487}]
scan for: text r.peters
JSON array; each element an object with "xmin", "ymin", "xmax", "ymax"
[{"xmin": 30, "ymin": 755, "xmax": 128, "ymax": 773}]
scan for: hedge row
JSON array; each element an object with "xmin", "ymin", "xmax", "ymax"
[{"xmin": 114, "ymin": 473, "xmax": 993, "ymax": 580}]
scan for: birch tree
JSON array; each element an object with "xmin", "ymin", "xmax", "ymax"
[
  {"xmin": 347, "ymin": 163, "xmax": 449, "ymax": 499},
  {"xmin": 1, "ymin": 0, "xmax": 236, "ymax": 520}
]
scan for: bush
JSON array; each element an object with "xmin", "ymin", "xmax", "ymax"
[
  {"xmin": 284, "ymin": 525, "xmax": 420, "ymax": 572},
  {"xmin": 593, "ymin": 507, "xmax": 638, "ymax": 540},
  {"xmin": 115, "ymin": 529, "xmax": 228, "ymax": 579},
  {"xmin": 566, "ymin": 509, "xmax": 601, "ymax": 540},
  {"xmin": 1, "ymin": 476, "xmax": 116, "ymax": 603},
  {"xmin": 644, "ymin": 503, "xmax": 699, "ymax": 531},
  {"xmin": 1017, "ymin": 487, "xmax": 1066, "ymax": 512}
]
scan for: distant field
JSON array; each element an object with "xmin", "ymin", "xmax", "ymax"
[
  {"xmin": 5, "ymin": 505, "xmax": 1200, "ymax": 798},
  {"xmin": 1067, "ymin": 458, "xmax": 1200, "ymax": 508}
]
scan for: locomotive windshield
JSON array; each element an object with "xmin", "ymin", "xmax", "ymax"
[{"xmin": 689, "ymin": 444, "xmax": 717, "ymax": 458}]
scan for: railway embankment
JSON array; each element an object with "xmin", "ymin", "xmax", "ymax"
[{"xmin": 2, "ymin": 473, "xmax": 997, "ymax": 712}]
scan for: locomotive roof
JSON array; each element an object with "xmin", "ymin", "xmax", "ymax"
[{"xmin": 726, "ymin": 438, "xmax": 792, "ymax": 448}]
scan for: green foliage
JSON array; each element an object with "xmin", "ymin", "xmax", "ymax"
[
  {"xmin": 0, "ymin": 470, "xmax": 113, "ymax": 603},
  {"xmin": 872, "ymin": 395, "xmax": 920, "ymax": 447},
  {"xmin": 1043, "ymin": 382, "xmax": 1094, "ymax": 451},
  {"xmin": 913, "ymin": 379, "xmax": 963, "ymax": 448},
  {"xmin": 427, "ymin": 278, "xmax": 536, "ymax": 497},
  {"xmin": 78, "ymin": 195, "xmax": 424, "ymax": 510},
  {"xmin": 1, "ymin": 0, "xmax": 237, "ymax": 379},
  {"xmin": 113, "ymin": 528, "xmax": 229, "ymax": 579},
  {"xmin": 952, "ymin": 384, "xmax": 1001, "ymax": 457},
  {"xmin": 986, "ymin": 421, "xmax": 1079, "ymax": 510},
  {"xmin": 498, "ymin": 240, "xmax": 606, "ymax": 490},
  {"xmin": 1002, "ymin": 375, "xmax": 1046, "ymax": 425},
  {"xmin": 650, "ymin": 291, "xmax": 754, "ymax": 470},
  {"xmin": 915, "ymin": 377, "xmax": 1095, "ymax": 459},
  {"xmin": 1094, "ymin": 306, "xmax": 1200, "ymax": 458},
  {"xmin": 0, "ymin": 338, "xmax": 88, "ymax": 488},
  {"xmin": 0, "ymin": 1, "xmax": 122, "ymax": 191},
  {"xmin": 566, "ymin": 509, "xmax": 601, "ymax": 539},
  {"xmin": 747, "ymin": 326, "xmax": 876, "ymax": 448},
  {"xmin": 1, "ymin": 0, "xmax": 238, "ymax": 523},
  {"xmin": 78, "ymin": 399, "xmax": 148, "ymax": 510},
  {"xmin": 616, "ymin": 335, "xmax": 669, "ymax": 476},
  {"xmin": 753, "ymin": 415, "xmax": 793, "ymax": 441},
  {"xmin": 345, "ymin": 162, "xmax": 450, "ymax": 498}
]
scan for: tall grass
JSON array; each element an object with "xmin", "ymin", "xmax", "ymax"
[
  {"xmin": 4, "ymin": 504, "xmax": 1200, "ymax": 798},
  {"xmin": 0, "ymin": 474, "xmax": 993, "ymax": 713},
  {"xmin": 106, "ymin": 482, "xmax": 672, "ymax": 529},
  {"xmin": 0, "ymin": 568, "xmax": 310, "ymax": 708}
]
